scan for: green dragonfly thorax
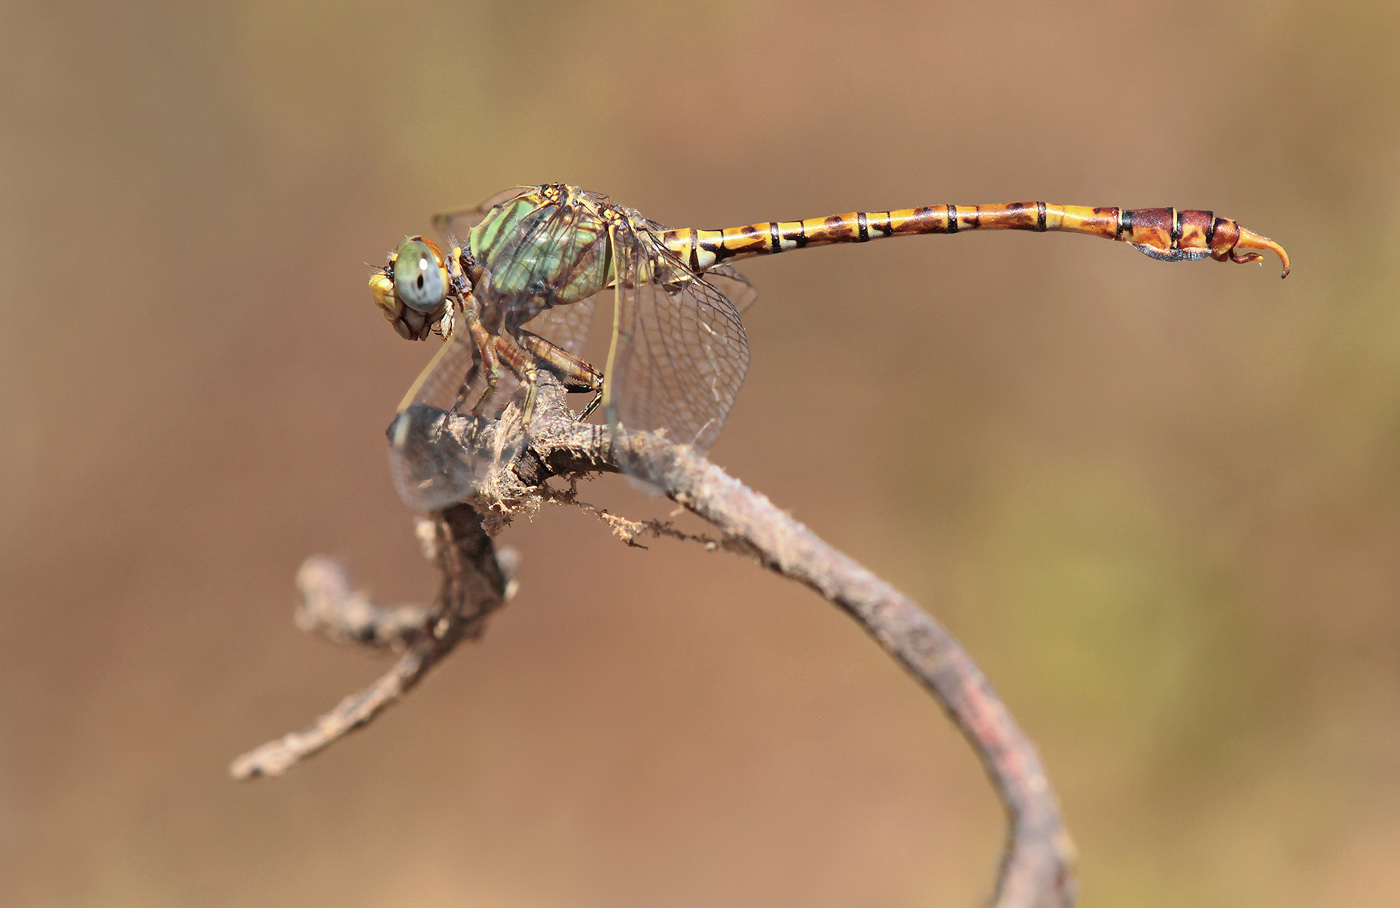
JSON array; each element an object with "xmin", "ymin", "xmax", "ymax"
[{"xmin": 468, "ymin": 189, "xmax": 614, "ymax": 323}]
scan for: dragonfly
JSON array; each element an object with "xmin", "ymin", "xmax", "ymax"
[{"xmin": 371, "ymin": 183, "xmax": 1289, "ymax": 510}]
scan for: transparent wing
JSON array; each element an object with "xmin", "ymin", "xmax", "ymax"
[
  {"xmin": 605, "ymin": 220, "xmax": 749, "ymax": 453},
  {"xmin": 630, "ymin": 212, "xmax": 759, "ymax": 315},
  {"xmin": 386, "ymin": 329, "xmax": 525, "ymax": 510},
  {"xmin": 702, "ymin": 262, "xmax": 759, "ymax": 315},
  {"xmin": 482, "ymin": 198, "xmax": 605, "ymax": 396},
  {"xmin": 430, "ymin": 186, "xmax": 533, "ymax": 247},
  {"xmin": 521, "ymin": 293, "xmax": 597, "ymax": 358}
]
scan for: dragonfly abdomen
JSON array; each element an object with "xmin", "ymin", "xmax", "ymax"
[{"xmin": 664, "ymin": 203, "xmax": 1289, "ymax": 276}]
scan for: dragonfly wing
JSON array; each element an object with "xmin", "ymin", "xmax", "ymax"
[
  {"xmin": 701, "ymin": 263, "xmax": 759, "ymax": 315},
  {"xmin": 520, "ymin": 294, "xmax": 598, "ymax": 358},
  {"xmin": 386, "ymin": 329, "xmax": 525, "ymax": 510},
  {"xmin": 431, "ymin": 186, "xmax": 534, "ymax": 247},
  {"xmin": 631, "ymin": 212, "xmax": 759, "ymax": 314},
  {"xmin": 605, "ymin": 222, "xmax": 749, "ymax": 454}
]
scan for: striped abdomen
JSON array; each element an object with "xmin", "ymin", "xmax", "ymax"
[{"xmin": 662, "ymin": 203, "xmax": 1290, "ymax": 277}]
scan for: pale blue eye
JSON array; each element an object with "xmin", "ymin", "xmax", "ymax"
[{"xmin": 393, "ymin": 238, "xmax": 447, "ymax": 313}]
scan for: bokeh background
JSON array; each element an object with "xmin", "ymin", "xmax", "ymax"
[{"xmin": 3, "ymin": 2, "xmax": 1397, "ymax": 906}]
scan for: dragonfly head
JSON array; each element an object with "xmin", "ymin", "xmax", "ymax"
[{"xmin": 371, "ymin": 236, "xmax": 451, "ymax": 340}]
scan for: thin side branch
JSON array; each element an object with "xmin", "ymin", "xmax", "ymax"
[
  {"xmin": 231, "ymin": 508, "xmax": 513, "ymax": 779},
  {"xmin": 233, "ymin": 374, "xmax": 1074, "ymax": 907},
  {"xmin": 292, "ymin": 555, "xmax": 431, "ymax": 649}
]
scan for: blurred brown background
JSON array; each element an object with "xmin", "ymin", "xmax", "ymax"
[{"xmin": 2, "ymin": 2, "xmax": 1396, "ymax": 906}]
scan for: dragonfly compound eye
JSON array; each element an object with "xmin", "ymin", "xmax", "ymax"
[{"xmin": 392, "ymin": 237, "xmax": 449, "ymax": 314}]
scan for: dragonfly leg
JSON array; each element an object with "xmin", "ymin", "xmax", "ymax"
[
  {"xmin": 425, "ymin": 356, "xmax": 481, "ymax": 446},
  {"xmin": 516, "ymin": 329, "xmax": 605, "ymax": 418},
  {"xmin": 488, "ymin": 334, "xmax": 541, "ymax": 425},
  {"xmin": 465, "ymin": 313, "xmax": 503, "ymax": 417},
  {"xmin": 577, "ymin": 392, "xmax": 603, "ymax": 421},
  {"xmin": 446, "ymin": 360, "xmax": 481, "ymax": 414}
]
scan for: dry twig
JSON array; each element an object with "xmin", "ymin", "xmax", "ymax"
[{"xmin": 232, "ymin": 374, "xmax": 1075, "ymax": 908}]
